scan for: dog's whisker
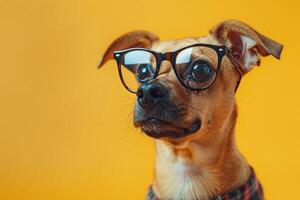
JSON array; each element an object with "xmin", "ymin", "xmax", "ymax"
[
  {"xmin": 119, "ymin": 102, "xmax": 135, "ymax": 111},
  {"xmin": 117, "ymin": 124, "xmax": 135, "ymax": 141},
  {"xmin": 126, "ymin": 110, "xmax": 134, "ymax": 124},
  {"xmin": 133, "ymin": 130, "xmax": 145, "ymax": 148},
  {"xmin": 116, "ymin": 110, "xmax": 136, "ymax": 141}
]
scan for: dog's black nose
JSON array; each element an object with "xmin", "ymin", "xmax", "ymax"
[{"xmin": 136, "ymin": 82, "xmax": 168, "ymax": 108}]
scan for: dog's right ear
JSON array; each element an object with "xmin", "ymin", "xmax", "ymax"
[
  {"xmin": 210, "ymin": 20, "xmax": 283, "ymax": 74},
  {"xmin": 98, "ymin": 31, "xmax": 159, "ymax": 68}
]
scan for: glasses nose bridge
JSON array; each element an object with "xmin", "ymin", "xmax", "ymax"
[
  {"xmin": 156, "ymin": 51, "xmax": 175, "ymax": 74},
  {"xmin": 160, "ymin": 51, "xmax": 173, "ymax": 63}
]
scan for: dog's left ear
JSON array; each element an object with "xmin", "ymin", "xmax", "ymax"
[
  {"xmin": 98, "ymin": 31, "xmax": 159, "ymax": 68},
  {"xmin": 210, "ymin": 20, "xmax": 283, "ymax": 73}
]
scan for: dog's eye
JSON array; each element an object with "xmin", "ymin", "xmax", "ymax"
[
  {"xmin": 190, "ymin": 60, "xmax": 213, "ymax": 82},
  {"xmin": 136, "ymin": 63, "xmax": 153, "ymax": 82}
]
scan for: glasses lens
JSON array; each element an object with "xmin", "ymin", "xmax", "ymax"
[
  {"xmin": 175, "ymin": 46, "xmax": 218, "ymax": 90},
  {"xmin": 120, "ymin": 50, "xmax": 157, "ymax": 92}
]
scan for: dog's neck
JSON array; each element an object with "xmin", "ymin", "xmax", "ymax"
[{"xmin": 152, "ymin": 105, "xmax": 251, "ymax": 200}]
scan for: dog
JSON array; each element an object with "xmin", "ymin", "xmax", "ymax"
[{"xmin": 98, "ymin": 20, "xmax": 283, "ymax": 200}]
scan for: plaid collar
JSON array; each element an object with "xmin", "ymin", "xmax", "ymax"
[{"xmin": 147, "ymin": 168, "xmax": 263, "ymax": 200}]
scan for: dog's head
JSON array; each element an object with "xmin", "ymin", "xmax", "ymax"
[{"xmin": 99, "ymin": 20, "xmax": 283, "ymax": 146}]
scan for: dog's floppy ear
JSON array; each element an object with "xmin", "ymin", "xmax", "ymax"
[
  {"xmin": 98, "ymin": 31, "xmax": 159, "ymax": 68},
  {"xmin": 210, "ymin": 20, "xmax": 283, "ymax": 73}
]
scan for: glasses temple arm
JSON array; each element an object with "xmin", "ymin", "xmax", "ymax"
[{"xmin": 226, "ymin": 50, "xmax": 244, "ymax": 92}]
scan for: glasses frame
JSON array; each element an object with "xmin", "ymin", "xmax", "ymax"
[{"xmin": 113, "ymin": 43, "xmax": 242, "ymax": 93}]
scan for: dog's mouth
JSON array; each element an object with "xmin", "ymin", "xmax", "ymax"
[{"xmin": 134, "ymin": 118, "xmax": 201, "ymax": 139}]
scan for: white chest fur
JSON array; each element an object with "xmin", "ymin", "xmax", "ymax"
[{"xmin": 153, "ymin": 141, "xmax": 219, "ymax": 200}]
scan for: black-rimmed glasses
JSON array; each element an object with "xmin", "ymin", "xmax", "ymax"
[{"xmin": 113, "ymin": 43, "xmax": 241, "ymax": 93}]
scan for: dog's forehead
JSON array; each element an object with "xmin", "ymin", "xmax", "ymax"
[{"xmin": 151, "ymin": 36, "xmax": 219, "ymax": 52}]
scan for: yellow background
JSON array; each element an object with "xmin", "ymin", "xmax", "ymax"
[{"xmin": 0, "ymin": 0, "xmax": 299, "ymax": 199}]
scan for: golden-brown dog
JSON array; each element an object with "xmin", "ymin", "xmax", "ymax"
[{"xmin": 99, "ymin": 20, "xmax": 283, "ymax": 200}]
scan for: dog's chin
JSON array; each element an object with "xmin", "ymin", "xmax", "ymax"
[{"xmin": 135, "ymin": 118, "xmax": 201, "ymax": 140}]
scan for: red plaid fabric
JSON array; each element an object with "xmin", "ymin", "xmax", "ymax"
[{"xmin": 146, "ymin": 168, "xmax": 263, "ymax": 200}]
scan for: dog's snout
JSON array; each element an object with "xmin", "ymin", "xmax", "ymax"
[{"xmin": 136, "ymin": 82, "xmax": 168, "ymax": 108}]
